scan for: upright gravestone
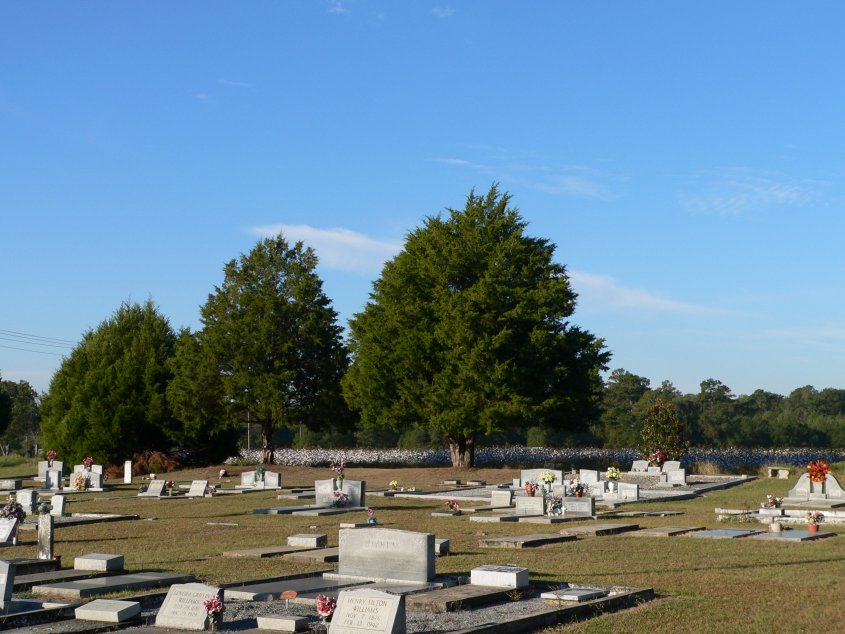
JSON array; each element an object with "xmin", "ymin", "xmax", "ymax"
[
  {"xmin": 37, "ymin": 513, "xmax": 54, "ymax": 560},
  {"xmin": 519, "ymin": 469, "xmax": 563, "ymax": 486},
  {"xmin": 45, "ymin": 469, "xmax": 63, "ymax": 491},
  {"xmin": 88, "ymin": 471, "xmax": 103, "ymax": 490},
  {"xmin": 490, "ymin": 490, "xmax": 513, "ymax": 507},
  {"xmin": 341, "ymin": 479, "xmax": 366, "ymax": 507},
  {"xmin": 240, "ymin": 471, "xmax": 256, "ymax": 488},
  {"xmin": 139, "ymin": 480, "xmax": 166, "ymax": 497},
  {"xmin": 155, "ymin": 582, "xmax": 222, "ymax": 630},
  {"xmin": 16, "ymin": 489, "xmax": 38, "ymax": 513},
  {"xmin": 331, "ymin": 588, "xmax": 406, "ymax": 634},
  {"xmin": 264, "ymin": 471, "xmax": 281, "ymax": 488},
  {"xmin": 631, "ymin": 460, "xmax": 649, "ymax": 472},
  {"xmin": 662, "ymin": 461, "xmax": 682, "ymax": 473},
  {"xmin": 124, "ymin": 460, "xmax": 133, "ymax": 484},
  {"xmin": 0, "ymin": 479, "xmax": 21, "ymax": 491},
  {"xmin": 616, "ymin": 482, "xmax": 639, "ymax": 500},
  {"xmin": 0, "ymin": 560, "xmax": 15, "ymax": 609},
  {"xmin": 185, "ymin": 481, "xmax": 209, "ymax": 498},
  {"xmin": 579, "ymin": 469, "xmax": 600, "ymax": 484},
  {"xmin": 51, "ymin": 494, "xmax": 67, "ymax": 517},
  {"xmin": 667, "ymin": 469, "xmax": 687, "ymax": 485},
  {"xmin": 38, "ymin": 460, "xmax": 64, "ymax": 481},
  {"xmin": 514, "ymin": 496, "xmax": 545, "ymax": 516},
  {"xmin": 314, "ymin": 479, "xmax": 336, "ymax": 507},
  {"xmin": 337, "ymin": 528, "xmax": 434, "ymax": 583}
]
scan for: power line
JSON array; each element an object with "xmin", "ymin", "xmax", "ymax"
[
  {"xmin": 0, "ymin": 328, "xmax": 77, "ymax": 345},
  {"xmin": 0, "ymin": 336, "xmax": 74, "ymax": 350},
  {"xmin": 0, "ymin": 344, "xmax": 65, "ymax": 356}
]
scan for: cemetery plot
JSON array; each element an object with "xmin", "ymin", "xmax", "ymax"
[
  {"xmin": 405, "ymin": 584, "xmax": 517, "ymax": 613},
  {"xmin": 283, "ymin": 548, "xmax": 340, "ymax": 563},
  {"xmin": 75, "ymin": 598, "xmax": 141, "ymax": 623},
  {"xmin": 689, "ymin": 528, "xmax": 764, "ymax": 539},
  {"xmin": 627, "ymin": 526, "xmax": 705, "ymax": 537},
  {"xmin": 32, "ymin": 571, "xmax": 196, "ymax": 599},
  {"xmin": 752, "ymin": 529, "xmax": 836, "ymax": 542},
  {"xmin": 222, "ymin": 545, "xmax": 320, "ymax": 558},
  {"xmin": 479, "ymin": 533, "xmax": 578, "ymax": 549},
  {"xmin": 560, "ymin": 523, "xmax": 640, "ymax": 537},
  {"xmin": 225, "ymin": 576, "xmax": 366, "ymax": 601}
]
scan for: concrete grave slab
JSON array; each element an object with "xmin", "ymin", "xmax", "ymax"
[
  {"xmin": 405, "ymin": 584, "xmax": 515, "ymax": 613},
  {"xmin": 74, "ymin": 553, "xmax": 124, "ymax": 572},
  {"xmin": 75, "ymin": 599, "xmax": 141, "ymax": 622},
  {"xmin": 287, "ymin": 534, "xmax": 327, "ymax": 548},
  {"xmin": 479, "ymin": 533, "xmax": 577, "ymax": 548},
  {"xmin": 470, "ymin": 565, "xmax": 529, "ymax": 588},
  {"xmin": 225, "ymin": 576, "xmax": 365, "ymax": 601},
  {"xmin": 541, "ymin": 587, "xmax": 608, "ymax": 602},
  {"xmin": 628, "ymin": 526, "xmax": 705, "ymax": 537},
  {"xmin": 256, "ymin": 615, "xmax": 312, "ymax": 632},
  {"xmin": 222, "ymin": 545, "xmax": 311, "ymax": 558},
  {"xmin": 561, "ymin": 523, "xmax": 639, "ymax": 537},
  {"xmin": 690, "ymin": 528, "xmax": 764, "ymax": 539},
  {"xmin": 292, "ymin": 506, "xmax": 366, "ymax": 517},
  {"xmin": 468, "ymin": 514, "xmax": 522, "ymax": 523},
  {"xmin": 283, "ymin": 547, "xmax": 339, "ymax": 563},
  {"xmin": 32, "ymin": 571, "xmax": 196, "ymax": 599},
  {"xmin": 752, "ymin": 529, "xmax": 836, "ymax": 542}
]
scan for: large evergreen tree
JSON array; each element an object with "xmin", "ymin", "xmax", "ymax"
[
  {"xmin": 343, "ymin": 186, "xmax": 610, "ymax": 468},
  {"xmin": 0, "ymin": 379, "xmax": 40, "ymax": 456},
  {"xmin": 40, "ymin": 301, "xmax": 176, "ymax": 465},
  {"xmin": 168, "ymin": 234, "xmax": 349, "ymax": 464}
]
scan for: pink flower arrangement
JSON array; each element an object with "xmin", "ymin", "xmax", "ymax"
[
  {"xmin": 219, "ymin": 468, "xmax": 227, "ymax": 478},
  {"xmin": 82, "ymin": 456, "xmax": 94, "ymax": 469},
  {"xmin": 316, "ymin": 593, "xmax": 337, "ymax": 620},
  {"xmin": 46, "ymin": 450, "xmax": 58, "ymax": 461},
  {"xmin": 203, "ymin": 595, "xmax": 225, "ymax": 616},
  {"xmin": 445, "ymin": 499, "xmax": 460, "ymax": 512}
]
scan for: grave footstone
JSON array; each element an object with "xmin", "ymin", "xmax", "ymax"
[
  {"xmin": 37, "ymin": 513, "xmax": 53, "ymax": 560},
  {"xmin": 542, "ymin": 587, "xmax": 608, "ymax": 602},
  {"xmin": 0, "ymin": 560, "xmax": 15, "ymax": 609},
  {"xmin": 337, "ymin": 528, "xmax": 434, "ymax": 583},
  {"xmin": 287, "ymin": 534, "xmax": 327, "ymax": 548},
  {"xmin": 76, "ymin": 598, "xmax": 142, "ymax": 623},
  {"xmin": 470, "ymin": 565, "xmax": 529, "ymax": 588},
  {"xmin": 331, "ymin": 588, "xmax": 406, "ymax": 634},
  {"xmin": 0, "ymin": 479, "xmax": 21, "ymax": 491},
  {"xmin": 155, "ymin": 582, "xmax": 222, "ymax": 630}
]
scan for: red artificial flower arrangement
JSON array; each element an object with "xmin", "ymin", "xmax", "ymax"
[{"xmin": 808, "ymin": 459, "xmax": 830, "ymax": 483}]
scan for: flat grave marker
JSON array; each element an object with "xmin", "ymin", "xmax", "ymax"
[
  {"xmin": 628, "ymin": 526, "xmax": 705, "ymax": 537},
  {"xmin": 470, "ymin": 565, "xmax": 529, "ymax": 588},
  {"xmin": 75, "ymin": 599, "xmax": 141, "ymax": 623},
  {"xmin": 561, "ymin": 523, "xmax": 639, "ymax": 537},
  {"xmin": 541, "ymin": 587, "xmax": 608, "ymax": 602},
  {"xmin": 479, "ymin": 533, "xmax": 576, "ymax": 549},
  {"xmin": 690, "ymin": 528, "xmax": 764, "ymax": 539}
]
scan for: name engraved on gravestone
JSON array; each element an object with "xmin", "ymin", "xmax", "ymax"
[
  {"xmin": 141, "ymin": 480, "xmax": 166, "ymax": 497},
  {"xmin": 155, "ymin": 582, "xmax": 222, "ymax": 630},
  {"xmin": 186, "ymin": 480, "xmax": 208, "ymax": 497},
  {"xmin": 616, "ymin": 482, "xmax": 639, "ymax": 500},
  {"xmin": 331, "ymin": 588, "xmax": 405, "ymax": 634},
  {"xmin": 315, "ymin": 479, "xmax": 336, "ymax": 507},
  {"xmin": 338, "ymin": 528, "xmax": 434, "ymax": 583},
  {"xmin": 490, "ymin": 490, "xmax": 513, "ymax": 506},
  {"xmin": 514, "ymin": 496, "xmax": 544, "ymax": 516}
]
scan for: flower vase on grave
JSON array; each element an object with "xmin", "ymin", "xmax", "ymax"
[
  {"xmin": 608, "ymin": 481, "xmax": 616, "ymax": 494},
  {"xmin": 808, "ymin": 523, "xmax": 819, "ymax": 535},
  {"xmin": 770, "ymin": 520, "xmax": 782, "ymax": 533}
]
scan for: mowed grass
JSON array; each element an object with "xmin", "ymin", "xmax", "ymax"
[{"xmin": 7, "ymin": 462, "xmax": 845, "ymax": 633}]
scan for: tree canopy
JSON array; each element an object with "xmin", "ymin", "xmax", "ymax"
[
  {"xmin": 168, "ymin": 234, "xmax": 349, "ymax": 464},
  {"xmin": 40, "ymin": 300, "xmax": 176, "ymax": 465},
  {"xmin": 342, "ymin": 185, "xmax": 610, "ymax": 467},
  {"xmin": 0, "ymin": 378, "xmax": 40, "ymax": 456}
]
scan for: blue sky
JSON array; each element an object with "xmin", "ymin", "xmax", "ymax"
[{"xmin": 3, "ymin": 2, "xmax": 845, "ymax": 397}]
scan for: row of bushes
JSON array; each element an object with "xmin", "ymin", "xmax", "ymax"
[{"xmin": 228, "ymin": 446, "xmax": 845, "ymax": 472}]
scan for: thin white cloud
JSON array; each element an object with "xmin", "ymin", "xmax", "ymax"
[
  {"xmin": 194, "ymin": 93, "xmax": 210, "ymax": 101},
  {"xmin": 536, "ymin": 174, "xmax": 613, "ymax": 200},
  {"xmin": 327, "ymin": 0, "xmax": 349, "ymax": 14},
  {"xmin": 432, "ymin": 6, "xmax": 455, "ymax": 18},
  {"xmin": 679, "ymin": 171, "xmax": 821, "ymax": 215},
  {"xmin": 218, "ymin": 79, "xmax": 250, "ymax": 88},
  {"xmin": 433, "ymin": 157, "xmax": 488, "ymax": 170},
  {"xmin": 249, "ymin": 224, "xmax": 402, "ymax": 274},
  {"xmin": 570, "ymin": 271, "xmax": 731, "ymax": 316}
]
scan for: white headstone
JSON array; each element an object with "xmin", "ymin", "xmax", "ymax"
[
  {"xmin": 45, "ymin": 469, "xmax": 63, "ymax": 490},
  {"xmin": 616, "ymin": 482, "xmax": 639, "ymax": 500},
  {"xmin": 75, "ymin": 599, "xmax": 141, "ymax": 623},
  {"xmin": 667, "ymin": 469, "xmax": 687, "ymax": 485},
  {"xmin": 140, "ymin": 480, "xmax": 166, "ymax": 497},
  {"xmin": 331, "ymin": 588, "xmax": 406, "ymax": 634},
  {"xmin": 155, "ymin": 582, "xmax": 222, "ymax": 630},
  {"xmin": 315, "ymin": 479, "xmax": 336, "ymax": 507},
  {"xmin": 520, "ymin": 468, "xmax": 563, "ymax": 486},
  {"xmin": 16, "ymin": 489, "xmax": 38, "ymax": 513},
  {"xmin": 631, "ymin": 460, "xmax": 649, "ymax": 472},
  {"xmin": 579, "ymin": 469, "xmax": 600, "ymax": 484},
  {"xmin": 240, "ymin": 471, "xmax": 256, "ymax": 488},
  {"xmin": 264, "ymin": 471, "xmax": 281, "ymax": 488},
  {"xmin": 185, "ymin": 480, "xmax": 208, "ymax": 498},
  {"xmin": 341, "ymin": 479, "xmax": 366, "ymax": 507},
  {"xmin": 51, "ymin": 494, "xmax": 67, "ymax": 517},
  {"xmin": 0, "ymin": 518, "xmax": 18, "ymax": 544},
  {"xmin": 662, "ymin": 461, "xmax": 681, "ymax": 472},
  {"xmin": 490, "ymin": 490, "xmax": 513, "ymax": 506},
  {"xmin": 338, "ymin": 528, "xmax": 434, "ymax": 583},
  {"xmin": 515, "ymin": 496, "xmax": 544, "ymax": 516},
  {"xmin": 124, "ymin": 461, "xmax": 133, "ymax": 484},
  {"xmin": 37, "ymin": 513, "xmax": 53, "ymax": 560}
]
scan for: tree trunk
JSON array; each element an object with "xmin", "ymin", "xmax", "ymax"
[
  {"xmin": 449, "ymin": 433, "xmax": 475, "ymax": 469},
  {"xmin": 261, "ymin": 421, "xmax": 275, "ymax": 465}
]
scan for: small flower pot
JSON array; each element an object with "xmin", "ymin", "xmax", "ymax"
[{"xmin": 807, "ymin": 524, "xmax": 819, "ymax": 534}]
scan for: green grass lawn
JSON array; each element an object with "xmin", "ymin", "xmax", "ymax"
[{"xmin": 9, "ymin": 464, "xmax": 843, "ymax": 633}]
